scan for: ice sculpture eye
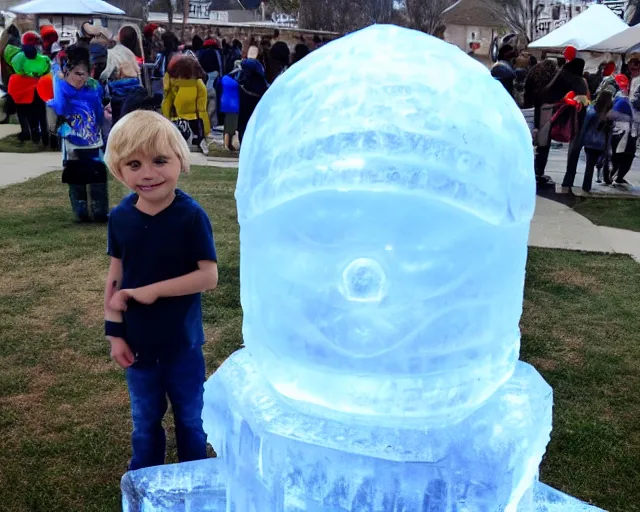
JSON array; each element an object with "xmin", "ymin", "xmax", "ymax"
[{"xmin": 340, "ymin": 258, "xmax": 386, "ymax": 303}]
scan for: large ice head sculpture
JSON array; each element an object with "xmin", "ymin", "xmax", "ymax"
[{"xmin": 236, "ymin": 25, "xmax": 536, "ymax": 425}]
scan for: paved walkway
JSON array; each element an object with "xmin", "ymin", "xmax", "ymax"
[
  {"xmin": 0, "ymin": 124, "xmax": 238, "ymax": 188},
  {"xmin": 545, "ymin": 145, "xmax": 640, "ymax": 197},
  {"xmin": 529, "ymin": 196, "xmax": 640, "ymax": 261}
]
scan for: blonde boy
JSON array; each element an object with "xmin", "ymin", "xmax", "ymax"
[{"xmin": 103, "ymin": 111, "xmax": 218, "ymax": 470}]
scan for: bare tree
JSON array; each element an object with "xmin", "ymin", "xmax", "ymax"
[
  {"xmin": 182, "ymin": 0, "xmax": 190, "ymax": 41},
  {"xmin": 366, "ymin": 0, "xmax": 395, "ymax": 24},
  {"xmin": 299, "ymin": 0, "xmax": 360, "ymax": 32},
  {"xmin": 484, "ymin": 0, "xmax": 540, "ymax": 43},
  {"xmin": 299, "ymin": 0, "xmax": 394, "ymax": 32},
  {"xmin": 109, "ymin": 0, "xmax": 149, "ymax": 19},
  {"xmin": 404, "ymin": 0, "xmax": 457, "ymax": 35},
  {"xmin": 150, "ymin": 0, "xmax": 176, "ymax": 30},
  {"xmin": 269, "ymin": 0, "xmax": 301, "ymax": 13}
]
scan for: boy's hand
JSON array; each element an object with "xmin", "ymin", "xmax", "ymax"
[
  {"xmin": 109, "ymin": 337, "xmax": 135, "ymax": 368},
  {"xmin": 130, "ymin": 286, "xmax": 159, "ymax": 306},
  {"xmin": 109, "ymin": 286, "xmax": 159, "ymax": 311}
]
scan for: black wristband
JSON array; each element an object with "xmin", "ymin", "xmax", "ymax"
[{"xmin": 105, "ymin": 321, "xmax": 126, "ymax": 339}]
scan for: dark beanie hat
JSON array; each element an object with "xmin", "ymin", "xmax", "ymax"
[
  {"xmin": 22, "ymin": 45, "xmax": 37, "ymax": 60},
  {"xmin": 89, "ymin": 41, "xmax": 108, "ymax": 65}
]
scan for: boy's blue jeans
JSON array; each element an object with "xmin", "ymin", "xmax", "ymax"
[{"xmin": 125, "ymin": 346, "xmax": 208, "ymax": 471}]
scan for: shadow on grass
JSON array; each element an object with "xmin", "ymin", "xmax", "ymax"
[{"xmin": 0, "ymin": 134, "xmax": 59, "ymax": 154}]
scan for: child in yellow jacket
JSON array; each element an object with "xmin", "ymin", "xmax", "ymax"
[{"xmin": 161, "ymin": 54, "xmax": 210, "ymax": 155}]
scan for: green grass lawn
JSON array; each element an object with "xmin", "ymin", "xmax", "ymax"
[
  {"xmin": 0, "ymin": 134, "xmax": 57, "ymax": 153},
  {"xmin": 573, "ymin": 198, "xmax": 640, "ymax": 232},
  {"xmin": 523, "ymin": 249, "xmax": 640, "ymax": 512},
  {"xmin": 0, "ymin": 169, "xmax": 637, "ymax": 511},
  {"xmin": 0, "ymin": 167, "xmax": 242, "ymax": 511}
]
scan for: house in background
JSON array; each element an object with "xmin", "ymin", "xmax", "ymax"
[{"xmin": 443, "ymin": 0, "xmax": 504, "ymax": 63}]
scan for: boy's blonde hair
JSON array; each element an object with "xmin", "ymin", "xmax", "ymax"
[{"xmin": 105, "ymin": 111, "xmax": 191, "ymax": 181}]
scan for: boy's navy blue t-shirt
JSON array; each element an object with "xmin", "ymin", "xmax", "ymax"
[{"xmin": 107, "ymin": 190, "xmax": 217, "ymax": 364}]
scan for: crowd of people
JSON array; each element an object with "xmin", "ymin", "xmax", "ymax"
[
  {"xmin": 492, "ymin": 38, "xmax": 640, "ymax": 193},
  {"xmin": 0, "ymin": 22, "xmax": 322, "ymax": 222}
]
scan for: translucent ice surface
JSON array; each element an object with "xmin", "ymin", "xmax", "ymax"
[
  {"xmin": 120, "ymin": 460, "xmax": 604, "ymax": 511},
  {"xmin": 120, "ymin": 24, "xmax": 607, "ymax": 512},
  {"xmin": 204, "ymin": 349, "xmax": 554, "ymax": 511},
  {"xmin": 236, "ymin": 24, "xmax": 536, "ymax": 424},
  {"xmin": 121, "ymin": 458, "xmax": 226, "ymax": 511},
  {"xmin": 531, "ymin": 483, "xmax": 605, "ymax": 512}
]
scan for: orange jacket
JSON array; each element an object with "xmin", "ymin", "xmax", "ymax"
[
  {"xmin": 8, "ymin": 74, "xmax": 38, "ymax": 104},
  {"xmin": 36, "ymin": 74, "xmax": 54, "ymax": 102}
]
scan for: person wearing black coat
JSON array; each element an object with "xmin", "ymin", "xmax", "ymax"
[
  {"xmin": 535, "ymin": 58, "xmax": 590, "ymax": 185},
  {"xmin": 198, "ymin": 38, "xmax": 223, "ymax": 75},
  {"xmin": 237, "ymin": 55, "xmax": 269, "ymax": 144}
]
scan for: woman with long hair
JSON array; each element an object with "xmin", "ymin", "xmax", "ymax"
[
  {"xmin": 267, "ymin": 41, "xmax": 290, "ymax": 83},
  {"xmin": 118, "ymin": 24, "xmax": 144, "ymax": 64},
  {"xmin": 532, "ymin": 55, "xmax": 589, "ymax": 187},
  {"xmin": 101, "ymin": 44, "xmax": 146, "ymax": 127},
  {"xmin": 161, "ymin": 54, "xmax": 210, "ymax": 154},
  {"xmin": 558, "ymin": 58, "xmax": 592, "ymax": 191}
]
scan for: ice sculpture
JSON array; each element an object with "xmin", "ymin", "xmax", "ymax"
[{"xmin": 122, "ymin": 25, "xmax": 605, "ymax": 511}]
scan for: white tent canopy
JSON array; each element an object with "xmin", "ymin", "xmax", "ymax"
[
  {"xmin": 586, "ymin": 24, "xmax": 640, "ymax": 53},
  {"xmin": 10, "ymin": 0, "xmax": 125, "ymax": 15},
  {"xmin": 529, "ymin": 4, "xmax": 628, "ymax": 50}
]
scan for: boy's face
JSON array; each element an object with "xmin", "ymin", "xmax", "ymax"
[{"xmin": 119, "ymin": 150, "xmax": 182, "ymax": 203}]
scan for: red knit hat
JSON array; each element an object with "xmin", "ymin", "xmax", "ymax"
[
  {"xmin": 40, "ymin": 25, "xmax": 58, "ymax": 43},
  {"xmin": 615, "ymin": 73, "xmax": 629, "ymax": 92},
  {"xmin": 143, "ymin": 23, "xmax": 159, "ymax": 39},
  {"xmin": 564, "ymin": 45, "xmax": 577, "ymax": 62},
  {"xmin": 22, "ymin": 31, "xmax": 41, "ymax": 46},
  {"xmin": 603, "ymin": 62, "xmax": 616, "ymax": 77},
  {"xmin": 203, "ymin": 38, "xmax": 219, "ymax": 48}
]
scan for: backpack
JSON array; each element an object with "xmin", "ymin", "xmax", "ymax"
[{"xmin": 550, "ymin": 103, "xmax": 579, "ymax": 143}]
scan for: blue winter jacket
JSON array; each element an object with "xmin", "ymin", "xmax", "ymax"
[
  {"xmin": 48, "ymin": 76, "xmax": 103, "ymax": 147},
  {"xmin": 581, "ymin": 106, "xmax": 607, "ymax": 151},
  {"xmin": 220, "ymin": 74, "xmax": 240, "ymax": 114},
  {"xmin": 108, "ymin": 77, "xmax": 145, "ymax": 124}
]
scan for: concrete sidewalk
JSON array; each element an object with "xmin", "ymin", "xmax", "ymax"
[
  {"xmin": 529, "ymin": 196, "xmax": 640, "ymax": 261},
  {"xmin": 0, "ymin": 145, "xmax": 237, "ymax": 188},
  {"xmin": 544, "ymin": 145, "xmax": 640, "ymax": 197}
]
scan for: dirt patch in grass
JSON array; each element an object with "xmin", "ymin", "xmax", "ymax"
[
  {"xmin": 0, "ymin": 366, "xmax": 57, "ymax": 441},
  {"xmin": 548, "ymin": 268, "xmax": 599, "ymax": 291}
]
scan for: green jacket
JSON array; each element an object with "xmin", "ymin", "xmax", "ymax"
[
  {"xmin": 3, "ymin": 44, "xmax": 21, "ymax": 73},
  {"xmin": 11, "ymin": 51, "xmax": 51, "ymax": 78}
]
